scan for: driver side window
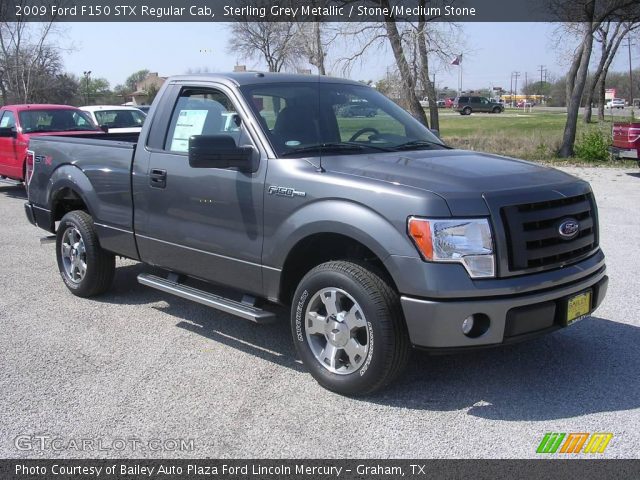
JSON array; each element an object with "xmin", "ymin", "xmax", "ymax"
[
  {"xmin": 0, "ymin": 111, "xmax": 16, "ymax": 129},
  {"xmin": 164, "ymin": 88, "xmax": 243, "ymax": 153}
]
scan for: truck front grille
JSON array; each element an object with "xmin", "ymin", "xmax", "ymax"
[{"xmin": 501, "ymin": 193, "xmax": 598, "ymax": 272}]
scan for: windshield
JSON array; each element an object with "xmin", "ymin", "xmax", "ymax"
[
  {"xmin": 18, "ymin": 109, "xmax": 98, "ymax": 133},
  {"xmin": 240, "ymin": 82, "xmax": 445, "ymax": 157},
  {"xmin": 93, "ymin": 109, "xmax": 146, "ymax": 128}
]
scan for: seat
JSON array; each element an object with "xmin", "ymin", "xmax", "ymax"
[
  {"xmin": 49, "ymin": 111, "xmax": 75, "ymax": 131},
  {"xmin": 112, "ymin": 111, "xmax": 133, "ymax": 128},
  {"xmin": 273, "ymin": 105, "xmax": 319, "ymax": 145}
]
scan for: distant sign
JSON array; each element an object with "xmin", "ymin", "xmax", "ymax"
[{"xmin": 605, "ymin": 88, "xmax": 616, "ymax": 100}]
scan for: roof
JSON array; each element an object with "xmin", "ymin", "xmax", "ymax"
[
  {"xmin": 1, "ymin": 104, "xmax": 82, "ymax": 111},
  {"xmin": 166, "ymin": 72, "xmax": 365, "ymax": 88},
  {"xmin": 80, "ymin": 105, "xmax": 144, "ymax": 112}
]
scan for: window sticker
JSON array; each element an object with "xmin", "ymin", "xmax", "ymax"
[{"xmin": 170, "ymin": 109, "xmax": 208, "ymax": 152}]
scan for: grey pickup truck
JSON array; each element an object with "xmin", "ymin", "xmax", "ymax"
[{"xmin": 24, "ymin": 73, "xmax": 608, "ymax": 395}]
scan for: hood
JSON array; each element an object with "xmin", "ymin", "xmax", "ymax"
[{"xmin": 320, "ymin": 149, "xmax": 584, "ymax": 216}]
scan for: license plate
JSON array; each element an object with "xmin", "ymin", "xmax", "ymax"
[{"xmin": 566, "ymin": 290, "xmax": 592, "ymax": 325}]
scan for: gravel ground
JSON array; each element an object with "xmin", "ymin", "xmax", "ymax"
[{"xmin": 0, "ymin": 166, "xmax": 639, "ymax": 459}]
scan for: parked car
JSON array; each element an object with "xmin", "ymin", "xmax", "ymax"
[
  {"xmin": 0, "ymin": 104, "xmax": 100, "ymax": 182},
  {"xmin": 610, "ymin": 121, "xmax": 640, "ymax": 166},
  {"xmin": 24, "ymin": 73, "xmax": 607, "ymax": 395},
  {"xmin": 605, "ymin": 98, "xmax": 625, "ymax": 109},
  {"xmin": 135, "ymin": 105, "xmax": 151, "ymax": 114},
  {"xmin": 444, "ymin": 97, "xmax": 455, "ymax": 108},
  {"xmin": 516, "ymin": 100, "xmax": 534, "ymax": 108},
  {"xmin": 80, "ymin": 106, "xmax": 146, "ymax": 133},
  {"xmin": 454, "ymin": 96, "xmax": 504, "ymax": 115},
  {"xmin": 339, "ymin": 103, "xmax": 377, "ymax": 117}
]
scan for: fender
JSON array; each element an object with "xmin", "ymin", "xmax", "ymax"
[
  {"xmin": 264, "ymin": 199, "xmax": 419, "ymax": 270},
  {"xmin": 46, "ymin": 164, "xmax": 99, "ymax": 222}
]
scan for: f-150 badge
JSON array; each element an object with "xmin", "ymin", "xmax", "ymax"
[{"xmin": 268, "ymin": 186, "xmax": 306, "ymax": 198}]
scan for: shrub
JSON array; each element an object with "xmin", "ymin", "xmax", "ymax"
[{"xmin": 574, "ymin": 128, "xmax": 610, "ymax": 161}]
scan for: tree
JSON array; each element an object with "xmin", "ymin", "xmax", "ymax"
[
  {"xmin": 124, "ymin": 69, "xmax": 149, "ymax": 93},
  {"xmin": 583, "ymin": 22, "xmax": 638, "ymax": 122},
  {"xmin": 227, "ymin": 22, "xmax": 304, "ymax": 72},
  {"xmin": 557, "ymin": 0, "xmax": 639, "ymax": 157},
  {"xmin": 81, "ymin": 77, "xmax": 111, "ymax": 105},
  {"xmin": 336, "ymin": 7, "xmax": 462, "ymax": 128},
  {"xmin": 0, "ymin": 1, "xmax": 60, "ymax": 103}
]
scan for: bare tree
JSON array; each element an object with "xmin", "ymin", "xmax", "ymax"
[
  {"xmin": 557, "ymin": 0, "xmax": 639, "ymax": 157},
  {"xmin": 296, "ymin": 21, "xmax": 341, "ymax": 75},
  {"xmin": 0, "ymin": 0, "xmax": 61, "ymax": 104},
  {"xmin": 227, "ymin": 22, "xmax": 304, "ymax": 72},
  {"xmin": 583, "ymin": 22, "xmax": 638, "ymax": 122}
]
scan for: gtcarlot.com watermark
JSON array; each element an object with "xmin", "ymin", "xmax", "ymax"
[{"xmin": 15, "ymin": 435, "xmax": 195, "ymax": 452}]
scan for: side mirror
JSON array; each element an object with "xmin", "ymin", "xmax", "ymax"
[
  {"xmin": 188, "ymin": 134, "xmax": 253, "ymax": 170},
  {"xmin": 99, "ymin": 125, "xmax": 109, "ymax": 133},
  {"xmin": 0, "ymin": 127, "xmax": 17, "ymax": 138}
]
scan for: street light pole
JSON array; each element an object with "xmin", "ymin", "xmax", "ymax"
[{"xmin": 83, "ymin": 70, "xmax": 92, "ymax": 105}]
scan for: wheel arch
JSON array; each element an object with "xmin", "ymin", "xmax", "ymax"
[{"xmin": 46, "ymin": 164, "xmax": 98, "ymax": 231}]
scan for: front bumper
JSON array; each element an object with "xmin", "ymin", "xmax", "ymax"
[{"xmin": 401, "ymin": 267, "xmax": 608, "ymax": 350}]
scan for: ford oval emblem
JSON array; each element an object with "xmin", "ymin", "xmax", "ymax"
[{"xmin": 558, "ymin": 218, "xmax": 580, "ymax": 240}]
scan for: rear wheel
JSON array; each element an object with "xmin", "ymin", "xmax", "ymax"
[
  {"xmin": 56, "ymin": 210, "xmax": 115, "ymax": 297},
  {"xmin": 291, "ymin": 261, "xmax": 410, "ymax": 396},
  {"xmin": 463, "ymin": 106, "xmax": 472, "ymax": 115}
]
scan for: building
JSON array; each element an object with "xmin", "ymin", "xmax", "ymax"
[{"xmin": 127, "ymin": 72, "xmax": 167, "ymax": 105}]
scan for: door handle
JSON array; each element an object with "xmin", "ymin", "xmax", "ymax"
[{"xmin": 149, "ymin": 168, "xmax": 167, "ymax": 188}]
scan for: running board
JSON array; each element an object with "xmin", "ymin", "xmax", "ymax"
[{"xmin": 137, "ymin": 273, "xmax": 276, "ymax": 323}]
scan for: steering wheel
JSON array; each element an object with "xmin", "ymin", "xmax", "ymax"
[{"xmin": 349, "ymin": 127, "xmax": 380, "ymax": 142}]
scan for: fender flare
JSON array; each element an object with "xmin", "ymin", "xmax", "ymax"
[
  {"xmin": 265, "ymin": 199, "xmax": 417, "ymax": 269},
  {"xmin": 46, "ymin": 164, "xmax": 100, "ymax": 223}
]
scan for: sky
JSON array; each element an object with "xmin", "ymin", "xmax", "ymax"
[{"xmin": 59, "ymin": 22, "xmax": 637, "ymax": 93}]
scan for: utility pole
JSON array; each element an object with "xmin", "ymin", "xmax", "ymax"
[
  {"xmin": 83, "ymin": 70, "xmax": 91, "ymax": 105},
  {"xmin": 510, "ymin": 72, "xmax": 514, "ymax": 107},
  {"xmin": 538, "ymin": 65, "xmax": 545, "ymax": 100},
  {"xmin": 622, "ymin": 36, "xmax": 635, "ymax": 107},
  {"xmin": 513, "ymin": 71, "xmax": 520, "ymax": 106}
]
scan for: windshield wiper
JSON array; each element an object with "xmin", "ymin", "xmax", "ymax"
[
  {"xmin": 391, "ymin": 140, "xmax": 450, "ymax": 151},
  {"xmin": 281, "ymin": 142, "xmax": 392, "ymax": 157}
]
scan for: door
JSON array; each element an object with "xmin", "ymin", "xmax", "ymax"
[
  {"xmin": 134, "ymin": 84, "xmax": 267, "ymax": 295},
  {"xmin": 0, "ymin": 110, "xmax": 20, "ymax": 178}
]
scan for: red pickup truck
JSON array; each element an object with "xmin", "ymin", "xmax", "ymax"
[
  {"xmin": 611, "ymin": 121, "xmax": 640, "ymax": 166},
  {"xmin": 0, "ymin": 104, "xmax": 100, "ymax": 182}
]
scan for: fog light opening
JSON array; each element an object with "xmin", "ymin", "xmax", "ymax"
[{"xmin": 462, "ymin": 313, "xmax": 490, "ymax": 338}]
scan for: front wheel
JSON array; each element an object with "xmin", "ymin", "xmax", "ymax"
[
  {"xmin": 463, "ymin": 107, "xmax": 472, "ymax": 115},
  {"xmin": 291, "ymin": 261, "xmax": 410, "ymax": 396},
  {"xmin": 56, "ymin": 210, "xmax": 115, "ymax": 297}
]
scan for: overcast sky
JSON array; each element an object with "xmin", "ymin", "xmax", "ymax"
[{"xmin": 60, "ymin": 22, "xmax": 637, "ymax": 93}]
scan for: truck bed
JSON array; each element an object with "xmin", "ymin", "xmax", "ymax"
[{"xmin": 27, "ymin": 132, "xmax": 139, "ymax": 258}]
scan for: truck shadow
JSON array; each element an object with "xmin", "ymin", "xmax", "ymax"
[
  {"xmin": 374, "ymin": 316, "xmax": 640, "ymax": 420},
  {"xmin": 625, "ymin": 172, "xmax": 640, "ymax": 179},
  {"xmin": 0, "ymin": 183, "xmax": 26, "ymax": 200},
  {"xmin": 96, "ymin": 264, "xmax": 638, "ymax": 420}
]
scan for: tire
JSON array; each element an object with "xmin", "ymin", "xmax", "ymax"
[
  {"xmin": 463, "ymin": 107, "xmax": 472, "ymax": 115},
  {"xmin": 291, "ymin": 260, "xmax": 410, "ymax": 396},
  {"xmin": 492, "ymin": 107, "xmax": 502, "ymax": 114},
  {"xmin": 56, "ymin": 210, "xmax": 115, "ymax": 297}
]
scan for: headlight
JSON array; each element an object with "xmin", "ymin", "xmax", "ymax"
[{"xmin": 408, "ymin": 217, "xmax": 495, "ymax": 278}]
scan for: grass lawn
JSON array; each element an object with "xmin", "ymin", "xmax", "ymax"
[{"xmin": 436, "ymin": 109, "xmax": 637, "ymax": 166}]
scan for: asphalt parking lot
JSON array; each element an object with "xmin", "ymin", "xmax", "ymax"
[{"xmin": 1, "ymin": 167, "xmax": 639, "ymax": 459}]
